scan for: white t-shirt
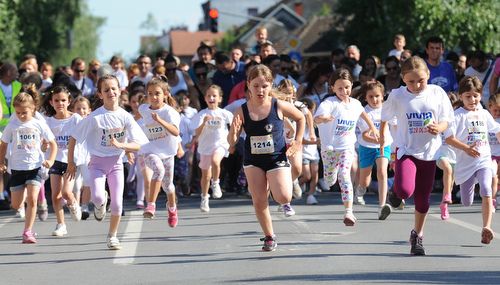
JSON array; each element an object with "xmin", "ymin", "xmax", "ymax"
[
  {"xmin": 381, "ymin": 85, "xmax": 454, "ymax": 161},
  {"xmin": 302, "ymin": 124, "xmax": 319, "ymax": 161},
  {"xmin": 190, "ymin": 107, "xmax": 233, "ymax": 155},
  {"xmin": 388, "ymin": 49, "xmax": 403, "ymax": 58},
  {"xmin": 131, "ymin": 73, "xmax": 153, "ymax": 85},
  {"xmin": 1, "ymin": 118, "xmax": 55, "ymax": 170},
  {"xmin": 71, "ymin": 106, "xmax": 149, "ymax": 157},
  {"xmin": 436, "ymin": 125, "xmax": 456, "ymax": 163},
  {"xmin": 451, "ymin": 108, "xmax": 500, "ymax": 184},
  {"xmin": 182, "ymin": 106, "xmax": 198, "ymax": 119},
  {"xmin": 464, "ymin": 61, "xmax": 494, "ymax": 105},
  {"xmin": 70, "ymin": 76, "xmax": 95, "ymax": 97},
  {"xmin": 138, "ymin": 104, "xmax": 180, "ymax": 158},
  {"xmin": 357, "ymin": 105, "xmax": 393, "ymax": 148},
  {"xmin": 489, "ymin": 117, "xmax": 500, "ymax": 157},
  {"xmin": 45, "ymin": 113, "xmax": 82, "ymax": 162},
  {"xmin": 112, "ymin": 69, "xmax": 129, "ymax": 90},
  {"xmin": 314, "ymin": 96, "xmax": 364, "ymax": 150},
  {"xmin": 179, "ymin": 114, "xmax": 193, "ymax": 149}
]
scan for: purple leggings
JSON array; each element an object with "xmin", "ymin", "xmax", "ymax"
[
  {"xmin": 89, "ymin": 155, "xmax": 124, "ymax": 216},
  {"xmin": 394, "ymin": 155, "xmax": 436, "ymax": 213},
  {"xmin": 460, "ymin": 168, "xmax": 492, "ymax": 206}
]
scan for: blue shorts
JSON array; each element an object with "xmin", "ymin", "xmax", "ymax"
[
  {"xmin": 358, "ymin": 145, "xmax": 390, "ymax": 169},
  {"xmin": 10, "ymin": 168, "xmax": 43, "ymax": 192}
]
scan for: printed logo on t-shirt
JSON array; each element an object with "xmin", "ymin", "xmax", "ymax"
[
  {"xmin": 430, "ymin": 76, "xmax": 449, "ymax": 89},
  {"xmin": 101, "ymin": 127, "xmax": 126, "ymax": 146},
  {"xmin": 335, "ymin": 119, "xmax": 356, "ymax": 137},
  {"xmin": 16, "ymin": 128, "xmax": 39, "ymax": 149},
  {"xmin": 55, "ymin": 135, "xmax": 70, "ymax": 149},
  {"xmin": 406, "ymin": 112, "xmax": 433, "ymax": 134},
  {"xmin": 145, "ymin": 123, "xmax": 166, "ymax": 141}
]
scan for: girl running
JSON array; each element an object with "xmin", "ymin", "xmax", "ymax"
[
  {"xmin": 228, "ymin": 65, "xmax": 305, "ymax": 251},
  {"xmin": 43, "ymin": 86, "xmax": 83, "ymax": 236},
  {"xmin": 445, "ymin": 76, "xmax": 500, "ymax": 245},
  {"xmin": 0, "ymin": 84, "xmax": 57, "ymax": 243},
  {"xmin": 191, "ymin": 85, "xmax": 233, "ymax": 212},
  {"xmin": 140, "ymin": 78, "xmax": 180, "ymax": 228},
  {"xmin": 380, "ymin": 56, "xmax": 454, "ymax": 255},
  {"xmin": 356, "ymin": 81, "xmax": 393, "ymax": 220},
  {"xmin": 314, "ymin": 68, "xmax": 379, "ymax": 226},
  {"xmin": 67, "ymin": 74, "xmax": 148, "ymax": 250}
]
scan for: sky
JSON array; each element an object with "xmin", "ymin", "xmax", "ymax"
[{"xmin": 86, "ymin": 0, "xmax": 206, "ymax": 62}]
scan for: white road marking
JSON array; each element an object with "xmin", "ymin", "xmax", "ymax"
[
  {"xmin": 113, "ymin": 210, "xmax": 143, "ymax": 265},
  {"xmin": 430, "ymin": 213, "xmax": 500, "ymax": 240}
]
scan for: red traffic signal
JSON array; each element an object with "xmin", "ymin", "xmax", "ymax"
[{"xmin": 209, "ymin": 8, "xmax": 218, "ymax": 19}]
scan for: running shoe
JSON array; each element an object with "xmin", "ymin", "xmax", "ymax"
[
  {"xmin": 442, "ymin": 193, "xmax": 452, "ymax": 204},
  {"xmin": 210, "ymin": 182, "xmax": 223, "ymax": 199},
  {"xmin": 15, "ymin": 207, "xmax": 25, "ymax": 220},
  {"xmin": 389, "ymin": 191, "xmax": 405, "ymax": 210},
  {"xmin": 440, "ymin": 202, "xmax": 449, "ymax": 220},
  {"xmin": 282, "ymin": 203, "xmax": 295, "ymax": 217},
  {"xmin": 107, "ymin": 235, "xmax": 122, "ymax": 250},
  {"xmin": 167, "ymin": 207, "xmax": 178, "ymax": 228},
  {"xmin": 260, "ymin": 235, "xmax": 277, "ymax": 252},
  {"xmin": 410, "ymin": 229, "xmax": 425, "ymax": 256},
  {"xmin": 200, "ymin": 195, "xmax": 210, "ymax": 212},
  {"xmin": 292, "ymin": 180, "xmax": 302, "ymax": 199},
  {"xmin": 68, "ymin": 201, "xmax": 82, "ymax": 221},
  {"xmin": 136, "ymin": 201, "xmax": 145, "ymax": 209},
  {"xmin": 481, "ymin": 227, "xmax": 494, "ymax": 244},
  {"xmin": 81, "ymin": 210, "xmax": 90, "ymax": 220},
  {"xmin": 22, "ymin": 230, "xmax": 37, "ymax": 244},
  {"xmin": 94, "ymin": 196, "xmax": 107, "ymax": 222},
  {"xmin": 306, "ymin": 194, "xmax": 318, "ymax": 205},
  {"xmin": 343, "ymin": 211, "xmax": 356, "ymax": 226},
  {"xmin": 378, "ymin": 204, "xmax": 392, "ymax": 220},
  {"xmin": 143, "ymin": 203, "xmax": 156, "ymax": 219},
  {"xmin": 354, "ymin": 195, "xmax": 365, "ymax": 205},
  {"xmin": 37, "ymin": 201, "xmax": 48, "ymax": 221},
  {"xmin": 52, "ymin": 224, "xmax": 68, "ymax": 237}
]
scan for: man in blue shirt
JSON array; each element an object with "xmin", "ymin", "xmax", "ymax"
[
  {"xmin": 425, "ymin": 36, "xmax": 458, "ymax": 92},
  {"xmin": 212, "ymin": 53, "xmax": 246, "ymax": 107}
]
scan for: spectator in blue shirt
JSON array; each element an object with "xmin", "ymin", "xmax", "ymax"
[
  {"xmin": 424, "ymin": 36, "xmax": 458, "ymax": 92},
  {"xmin": 211, "ymin": 53, "xmax": 246, "ymax": 107}
]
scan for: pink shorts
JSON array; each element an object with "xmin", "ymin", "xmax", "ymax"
[{"xmin": 199, "ymin": 147, "xmax": 226, "ymax": 170}]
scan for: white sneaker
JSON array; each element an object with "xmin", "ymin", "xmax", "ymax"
[
  {"xmin": 378, "ymin": 204, "xmax": 392, "ymax": 220},
  {"xmin": 52, "ymin": 223, "xmax": 68, "ymax": 237},
  {"xmin": 282, "ymin": 203, "xmax": 295, "ymax": 217},
  {"xmin": 200, "ymin": 195, "xmax": 210, "ymax": 212},
  {"xmin": 292, "ymin": 180, "xmax": 302, "ymax": 199},
  {"xmin": 210, "ymin": 182, "xmax": 222, "ymax": 199},
  {"xmin": 306, "ymin": 194, "xmax": 318, "ymax": 205},
  {"xmin": 318, "ymin": 178, "xmax": 329, "ymax": 191},
  {"xmin": 354, "ymin": 195, "xmax": 366, "ymax": 205},
  {"xmin": 68, "ymin": 201, "xmax": 82, "ymax": 221},
  {"xmin": 107, "ymin": 235, "xmax": 122, "ymax": 250},
  {"xmin": 343, "ymin": 211, "xmax": 356, "ymax": 226},
  {"xmin": 15, "ymin": 207, "xmax": 26, "ymax": 220},
  {"xmin": 94, "ymin": 192, "xmax": 108, "ymax": 221}
]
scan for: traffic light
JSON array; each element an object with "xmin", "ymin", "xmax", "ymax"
[{"xmin": 209, "ymin": 8, "xmax": 218, "ymax": 33}]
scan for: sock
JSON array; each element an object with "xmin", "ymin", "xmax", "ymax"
[
  {"xmin": 168, "ymin": 205, "xmax": 176, "ymax": 211},
  {"xmin": 212, "ymin": 179, "xmax": 220, "ymax": 185},
  {"xmin": 148, "ymin": 202, "xmax": 156, "ymax": 207}
]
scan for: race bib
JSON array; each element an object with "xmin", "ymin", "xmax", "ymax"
[
  {"xmin": 101, "ymin": 127, "xmax": 126, "ymax": 147},
  {"xmin": 16, "ymin": 128, "xmax": 38, "ymax": 149},
  {"xmin": 206, "ymin": 118, "xmax": 222, "ymax": 129},
  {"xmin": 145, "ymin": 123, "xmax": 166, "ymax": 141},
  {"xmin": 466, "ymin": 113, "xmax": 488, "ymax": 149},
  {"xmin": 250, "ymin": 135, "xmax": 274, "ymax": 154}
]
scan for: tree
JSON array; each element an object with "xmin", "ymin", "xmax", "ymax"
[
  {"xmin": 0, "ymin": 0, "xmax": 22, "ymax": 61},
  {"xmin": 0, "ymin": 0, "xmax": 103, "ymax": 66},
  {"xmin": 335, "ymin": 0, "xmax": 499, "ymax": 59}
]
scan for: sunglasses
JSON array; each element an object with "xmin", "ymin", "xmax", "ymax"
[{"xmin": 74, "ymin": 69, "xmax": 85, "ymax": 73}]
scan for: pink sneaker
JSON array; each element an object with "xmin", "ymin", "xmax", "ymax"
[
  {"xmin": 440, "ymin": 202, "xmax": 449, "ymax": 220},
  {"xmin": 168, "ymin": 208, "xmax": 178, "ymax": 228},
  {"xmin": 442, "ymin": 193, "xmax": 452, "ymax": 204},
  {"xmin": 22, "ymin": 230, "xmax": 37, "ymax": 244},
  {"xmin": 143, "ymin": 204, "xmax": 156, "ymax": 219}
]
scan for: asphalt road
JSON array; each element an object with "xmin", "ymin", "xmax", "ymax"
[{"xmin": 0, "ymin": 191, "xmax": 499, "ymax": 285}]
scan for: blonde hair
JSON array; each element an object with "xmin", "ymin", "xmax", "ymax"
[
  {"xmin": 400, "ymin": 56, "xmax": 429, "ymax": 77},
  {"xmin": 14, "ymin": 83, "xmax": 39, "ymax": 111},
  {"xmin": 146, "ymin": 77, "xmax": 177, "ymax": 108},
  {"xmin": 247, "ymin": 64, "xmax": 273, "ymax": 84}
]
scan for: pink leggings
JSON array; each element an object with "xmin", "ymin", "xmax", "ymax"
[
  {"xmin": 89, "ymin": 155, "xmax": 124, "ymax": 216},
  {"xmin": 394, "ymin": 155, "xmax": 436, "ymax": 213}
]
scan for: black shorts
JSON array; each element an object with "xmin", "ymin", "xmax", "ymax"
[
  {"xmin": 10, "ymin": 168, "xmax": 43, "ymax": 192},
  {"xmin": 243, "ymin": 153, "xmax": 290, "ymax": 173},
  {"xmin": 49, "ymin": 161, "xmax": 68, "ymax": 176}
]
